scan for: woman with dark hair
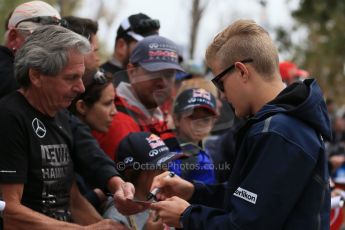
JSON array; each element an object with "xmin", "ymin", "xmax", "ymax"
[
  {"xmin": 69, "ymin": 69, "xmax": 117, "ymax": 213},
  {"xmin": 70, "ymin": 69, "xmax": 117, "ymax": 133}
]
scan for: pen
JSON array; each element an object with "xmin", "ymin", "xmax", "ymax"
[{"xmin": 147, "ymin": 171, "xmax": 175, "ymax": 201}]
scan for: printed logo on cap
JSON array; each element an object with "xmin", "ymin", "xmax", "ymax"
[
  {"xmin": 193, "ymin": 88, "xmax": 211, "ymax": 100},
  {"xmin": 157, "ymin": 155, "xmax": 172, "ymax": 165},
  {"xmin": 146, "ymin": 134, "xmax": 165, "ymax": 149},
  {"xmin": 149, "ymin": 43, "xmax": 159, "ymax": 49},
  {"xmin": 149, "ymin": 149, "xmax": 159, "ymax": 157},
  {"xmin": 186, "ymin": 88, "xmax": 215, "ymax": 109},
  {"xmin": 124, "ymin": 157, "xmax": 134, "ymax": 164},
  {"xmin": 147, "ymin": 42, "xmax": 178, "ymax": 62}
]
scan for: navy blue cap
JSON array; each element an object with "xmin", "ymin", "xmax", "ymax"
[
  {"xmin": 116, "ymin": 132, "xmax": 183, "ymax": 171},
  {"xmin": 174, "ymin": 88, "xmax": 217, "ymax": 115},
  {"xmin": 130, "ymin": 35, "xmax": 185, "ymax": 72}
]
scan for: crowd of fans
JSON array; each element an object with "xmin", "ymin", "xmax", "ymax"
[{"xmin": 0, "ymin": 1, "xmax": 341, "ymax": 229}]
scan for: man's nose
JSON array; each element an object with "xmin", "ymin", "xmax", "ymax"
[{"xmin": 75, "ymin": 78, "xmax": 85, "ymax": 93}]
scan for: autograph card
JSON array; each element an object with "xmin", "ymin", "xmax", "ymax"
[{"xmin": 126, "ymin": 198, "xmax": 154, "ymax": 207}]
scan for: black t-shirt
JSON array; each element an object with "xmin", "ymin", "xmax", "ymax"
[
  {"xmin": 0, "ymin": 92, "xmax": 74, "ymax": 222},
  {"xmin": 0, "ymin": 46, "xmax": 19, "ymax": 99}
]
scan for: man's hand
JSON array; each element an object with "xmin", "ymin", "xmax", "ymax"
[
  {"xmin": 150, "ymin": 196, "xmax": 190, "ymax": 228},
  {"xmin": 150, "ymin": 171, "xmax": 194, "ymax": 201},
  {"xmin": 113, "ymin": 181, "xmax": 147, "ymax": 215},
  {"xmin": 107, "ymin": 176, "xmax": 146, "ymax": 215},
  {"xmin": 83, "ymin": 219, "xmax": 130, "ymax": 230},
  {"xmin": 143, "ymin": 211, "xmax": 165, "ymax": 230}
]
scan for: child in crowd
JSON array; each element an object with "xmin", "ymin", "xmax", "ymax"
[
  {"xmin": 103, "ymin": 132, "xmax": 182, "ymax": 229},
  {"xmin": 170, "ymin": 88, "xmax": 218, "ymax": 184}
]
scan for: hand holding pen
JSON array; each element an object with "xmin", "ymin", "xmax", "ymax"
[
  {"xmin": 148, "ymin": 171, "xmax": 195, "ymax": 201},
  {"xmin": 147, "ymin": 171, "xmax": 175, "ymax": 201}
]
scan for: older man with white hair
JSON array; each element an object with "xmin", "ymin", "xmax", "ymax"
[
  {"xmin": 0, "ymin": 25, "xmax": 132, "ymax": 230},
  {"xmin": 0, "ymin": 2, "xmax": 145, "ymax": 229}
]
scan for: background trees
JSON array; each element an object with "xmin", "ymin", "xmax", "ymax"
[{"xmin": 276, "ymin": 0, "xmax": 345, "ymax": 102}]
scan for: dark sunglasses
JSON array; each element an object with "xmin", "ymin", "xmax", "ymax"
[
  {"xmin": 15, "ymin": 16, "xmax": 68, "ymax": 28},
  {"xmin": 211, "ymin": 58, "xmax": 253, "ymax": 92}
]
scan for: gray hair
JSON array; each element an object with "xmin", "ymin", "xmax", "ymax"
[{"xmin": 15, "ymin": 25, "xmax": 91, "ymax": 88}]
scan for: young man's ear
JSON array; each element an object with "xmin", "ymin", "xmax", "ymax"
[
  {"xmin": 75, "ymin": 100, "xmax": 87, "ymax": 115},
  {"xmin": 235, "ymin": 62, "xmax": 250, "ymax": 81}
]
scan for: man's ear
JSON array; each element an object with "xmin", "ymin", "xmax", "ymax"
[
  {"xmin": 7, "ymin": 29, "xmax": 20, "ymax": 51},
  {"xmin": 75, "ymin": 100, "xmax": 87, "ymax": 115},
  {"xmin": 127, "ymin": 63, "xmax": 136, "ymax": 84},
  {"xmin": 235, "ymin": 62, "xmax": 250, "ymax": 82},
  {"xmin": 29, "ymin": 69, "xmax": 42, "ymax": 87},
  {"xmin": 116, "ymin": 38, "xmax": 128, "ymax": 57}
]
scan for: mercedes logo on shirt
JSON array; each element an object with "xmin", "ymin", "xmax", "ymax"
[{"xmin": 32, "ymin": 118, "xmax": 46, "ymax": 138}]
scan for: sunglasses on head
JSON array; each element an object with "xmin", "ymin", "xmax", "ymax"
[
  {"xmin": 15, "ymin": 16, "xmax": 68, "ymax": 28},
  {"xmin": 80, "ymin": 70, "xmax": 110, "ymax": 100},
  {"xmin": 91, "ymin": 70, "xmax": 108, "ymax": 85},
  {"xmin": 211, "ymin": 58, "xmax": 253, "ymax": 92}
]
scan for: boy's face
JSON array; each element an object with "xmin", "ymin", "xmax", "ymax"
[{"xmin": 175, "ymin": 108, "xmax": 216, "ymax": 143}]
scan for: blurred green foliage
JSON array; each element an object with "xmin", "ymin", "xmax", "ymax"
[{"xmin": 276, "ymin": 0, "xmax": 345, "ymax": 103}]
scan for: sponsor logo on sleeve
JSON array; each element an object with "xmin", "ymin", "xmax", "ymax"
[{"xmin": 233, "ymin": 187, "xmax": 258, "ymax": 204}]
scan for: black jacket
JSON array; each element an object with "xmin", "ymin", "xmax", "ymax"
[{"xmin": 0, "ymin": 46, "xmax": 18, "ymax": 99}]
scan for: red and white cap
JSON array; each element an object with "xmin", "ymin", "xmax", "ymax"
[{"xmin": 8, "ymin": 1, "xmax": 61, "ymax": 31}]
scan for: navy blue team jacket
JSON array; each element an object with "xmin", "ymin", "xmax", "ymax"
[{"xmin": 181, "ymin": 79, "xmax": 331, "ymax": 230}]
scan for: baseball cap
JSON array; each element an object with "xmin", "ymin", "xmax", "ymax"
[
  {"xmin": 130, "ymin": 35, "xmax": 184, "ymax": 72},
  {"xmin": 116, "ymin": 132, "xmax": 184, "ymax": 171},
  {"xmin": 8, "ymin": 1, "xmax": 62, "ymax": 32},
  {"xmin": 279, "ymin": 61, "xmax": 309, "ymax": 82},
  {"xmin": 116, "ymin": 13, "xmax": 160, "ymax": 41},
  {"xmin": 174, "ymin": 88, "xmax": 217, "ymax": 115}
]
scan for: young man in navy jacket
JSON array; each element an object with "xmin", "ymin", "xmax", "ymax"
[{"xmin": 150, "ymin": 19, "xmax": 331, "ymax": 230}]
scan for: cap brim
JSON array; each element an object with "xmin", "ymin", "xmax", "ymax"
[
  {"xmin": 139, "ymin": 62, "xmax": 185, "ymax": 72},
  {"xmin": 15, "ymin": 21, "xmax": 40, "ymax": 32},
  {"xmin": 155, "ymin": 152, "xmax": 188, "ymax": 166},
  {"xmin": 180, "ymin": 104, "xmax": 217, "ymax": 116},
  {"xmin": 127, "ymin": 31, "xmax": 144, "ymax": 41}
]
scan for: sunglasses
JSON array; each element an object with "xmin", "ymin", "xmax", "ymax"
[
  {"xmin": 211, "ymin": 59, "xmax": 253, "ymax": 92},
  {"xmin": 15, "ymin": 16, "xmax": 68, "ymax": 28},
  {"xmin": 80, "ymin": 70, "xmax": 110, "ymax": 101},
  {"xmin": 90, "ymin": 70, "xmax": 108, "ymax": 85},
  {"xmin": 83, "ymin": 70, "xmax": 108, "ymax": 92}
]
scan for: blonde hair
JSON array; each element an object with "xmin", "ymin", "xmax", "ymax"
[{"xmin": 205, "ymin": 19, "xmax": 279, "ymax": 79}]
